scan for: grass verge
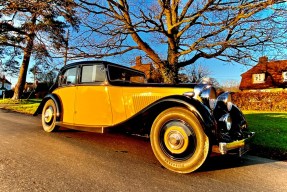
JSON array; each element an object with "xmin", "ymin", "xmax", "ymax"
[
  {"xmin": 244, "ymin": 111, "xmax": 287, "ymax": 160},
  {"xmin": 0, "ymin": 99, "xmax": 41, "ymax": 114}
]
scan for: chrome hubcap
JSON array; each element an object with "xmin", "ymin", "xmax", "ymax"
[
  {"xmin": 167, "ymin": 131, "xmax": 184, "ymax": 150},
  {"xmin": 163, "ymin": 126, "xmax": 189, "ymax": 154},
  {"xmin": 44, "ymin": 107, "xmax": 53, "ymax": 123},
  {"xmin": 160, "ymin": 120, "xmax": 197, "ymax": 160}
]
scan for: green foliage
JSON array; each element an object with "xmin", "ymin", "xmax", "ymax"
[
  {"xmin": 0, "ymin": 0, "xmax": 79, "ymax": 67},
  {"xmin": 0, "ymin": 47, "xmax": 21, "ymax": 77},
  {"xmin": 7, "ymin": 103, "xmax": 40, "ymax": 114},
  {"xmin": 0, "ymin": 99, "xmax": 40, "ymax": 114},
  {"xmin": 244, "ymin": 111, "xmax": 287, "ymax": 159},
  {"xmin": 231, "ymin": 91, "xmax": 287, "ymax": 158},
  {"xmin": 0, "ymin": 0, "xmax": 79, "ymax": 99}
]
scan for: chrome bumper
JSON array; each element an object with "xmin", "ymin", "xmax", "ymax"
[{"xmin": 212, "ymin": 132, "xmax": 255, "ymax": 155}]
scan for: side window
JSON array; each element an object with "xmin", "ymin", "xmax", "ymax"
[
  {"xmin": 81, "ymin": 64, "xmax": 106, "ymax": 83},
  {"xmin": 108, "ymin": 65, "xmax": 146, "ymax": 83},
  {"xmin": 59, "ymin": 67, "xmax": 77, "ymax": 86}
]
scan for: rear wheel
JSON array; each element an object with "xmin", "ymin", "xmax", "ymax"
[
  {"xmin": 150, "ymin": 107, "xmax": 209, "ymax": 173},
  {"xmin": 42, "ymin": 99, "xmax": 60, "ymax": 132}
]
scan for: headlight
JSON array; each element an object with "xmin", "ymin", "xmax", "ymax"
[
  {"xmin": 219, "ymin": 113, "xmax": 232, "ymax": 131},
  {"xmin": 200, "ymin": 86, "xmax": 217, "ymax": 110},
  {"xmin": 217, "ymin": 92, "xmax": 232, "ymax": 111},
  {"xmin": 184, "ymin": 84, "xmax": 217, "ymax": 110},
  {"xmin": 193, "ymin": 84, "xmax": 206, "ymax": 97}
]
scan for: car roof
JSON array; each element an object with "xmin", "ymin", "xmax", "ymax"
[
  {"xmin": 62, "ymin": 60, "xmax": 112, "ymax": 69},
  {"xmin": 61, "ymin": 61, "xmax": 145, "ymax": 75}
]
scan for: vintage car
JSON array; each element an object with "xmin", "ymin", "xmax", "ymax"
[{"xmin": 34, "ymin": 61, "xmax": 254, "ymax": 173}]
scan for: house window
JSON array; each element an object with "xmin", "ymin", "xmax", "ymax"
[
  {"xmin": 252, "ymin": 73, "xmax": 265, "ymax": 84},
  {"xmin": 282, "ymin": 72, "xmax": 287, "ymax": 82}
]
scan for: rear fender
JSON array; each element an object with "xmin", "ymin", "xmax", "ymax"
[{"xmin": 33, "ymin": 94, "xmax": 62, "ymax": 121}]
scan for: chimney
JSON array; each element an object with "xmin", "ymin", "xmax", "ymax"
[
  {"xmin": 259, "ymin": 56, "xmax": 268, "ymax": 63},
  {"xmin": 136, "ymin": 56, "xmax": 142, "ymax": 66}
]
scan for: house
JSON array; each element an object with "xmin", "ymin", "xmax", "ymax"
[
  {"xmin": 239, "ymin": 56, "xmax": 287, "ymax": 90},
  {"xmin": 0, "ymin": 76, "xmax": 12, "ymax": 95},
  {"xmin": 23, "ymin": 81, "xmax": 49, "ymax": 99},
  {"xmin": 131, "ymin": 56, "xmax": 163, "ymax": 83}
]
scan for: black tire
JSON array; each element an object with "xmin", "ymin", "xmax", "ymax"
[
  {"xmin": 150, "ymin": 107, "xmax": 209, "ymax": 173},
  {"xmin": 41, "ymin": 99, "xmax": 60, "ymax": 132}
]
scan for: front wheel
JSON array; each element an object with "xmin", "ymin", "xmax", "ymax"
[
  {"xmin": 41, "ymin": 99, "xmax": 60, "ymax": 132},
  {"xmin": 150, "ymin": 107, "xmax": 209, "ymax": 173}
]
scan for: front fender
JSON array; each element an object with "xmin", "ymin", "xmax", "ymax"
[
  {"xmin": 123, "ymin": 95, "xmax": 217, "ymax": 143},
  {"xmin": 33, "ymin": 94, "xmax": 62, "ymax": 121}
]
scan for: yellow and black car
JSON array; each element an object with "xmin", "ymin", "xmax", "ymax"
[{"xmin": 34, "ymin": 61, "xmax": 254, "ymax": 173}]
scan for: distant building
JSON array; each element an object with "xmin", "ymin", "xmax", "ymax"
[
  {"xmin": 239, "ymin": 56, "xmax": 287, "ymax": 90},
  {"xmin": 131, "ymin": 56, "xmax": 163, "ymax": 83},
  {"xmin": 0, "ymin": 77, "xmax": 12, "ymax": 95},
  {"xmin": 24, "ymin": 82, "xmax": 34, "ymax": 92},
  {"xmin": 23, "ymin": 81, "xmax": 49, "ymax": 99}
]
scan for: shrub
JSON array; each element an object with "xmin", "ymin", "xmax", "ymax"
[{"xmin": 232, "ymin": 90, "xmax": 287, "ymax": 112}]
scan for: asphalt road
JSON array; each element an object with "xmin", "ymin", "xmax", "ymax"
[{"xmin": 0, "ymin": 109, "xmax": 286, "ymax": 192}]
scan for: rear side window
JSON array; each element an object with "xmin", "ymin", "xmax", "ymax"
[
  {"xmin": 108, "ymin": 65, "xmax": 146, "ymax": 83},
  {"xmin": 81, "ymin": 64, "xmax": 106, "ymax": 83},
  {"xmin": 59, "ymin": 67, "xmax": 77, "ymax": 86}
]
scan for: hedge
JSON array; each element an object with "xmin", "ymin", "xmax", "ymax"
[{"xmin": 232, "ymin": 90, "xmax": 287, "ymax": 112}]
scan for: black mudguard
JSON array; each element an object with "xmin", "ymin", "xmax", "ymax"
[
  {"xmin": 33, "ymin": 94, "xmax": 62, "ymax": 121},
  {"xmin": 120, "ymin": 95, "xmax": 218, "ymax": 143}
]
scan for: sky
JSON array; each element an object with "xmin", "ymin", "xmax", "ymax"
[
  {"xmin": 200, "ymin": 58, "xmax": 252, "ymax": 84},
  {"xmin": 3, "ymin": 0, "xmax": 270, "ymax": 87},
  {"xmin": 6, "ymin": 57, "xmax": 252, "ymax": 88}
]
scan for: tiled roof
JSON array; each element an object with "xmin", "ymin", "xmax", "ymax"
[
  {"xmin": 239, "ymin": 57, "xmax": 287, "ymax": 90},
  {"xmin": 0, "ymin": 78, "xmax": 12, "ymax": 85}
]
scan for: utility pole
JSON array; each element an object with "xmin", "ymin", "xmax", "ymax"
[
  {"xmin": 1, "ymin": 74, "xmax": 5, "ymax": 99},
  {"xmin": 33, "ymin": 66, "xmax": 38, "ymax": 85},
  {"xmin": 64, "ymin": 30, "xmax": 69, "ymax": 66}
]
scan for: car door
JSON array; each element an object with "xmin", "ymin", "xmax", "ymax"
[
  {"xmin": 53, "ymin": 66, "xmax": 78, "ymax": 125},
  {"xmin": 74, "ymin": 64, "xmax": 113, "ymax": 126}
]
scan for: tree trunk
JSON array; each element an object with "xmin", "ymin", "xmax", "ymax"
[
  {"xmin": 12, "ymin": 14, "xmax": 36, "ymax": 100},
  {"xmin": 160, "ymin": 1, "xmax": 180, "ymax": 84},
  {"xmin": 12, "ymin": 34, "xmax": 35, "ymax": 100},
  {"xmin": 159, "ymin": 46, "xmax": 180, "ymax": 84},
  {"xmin": 159, "ymin": 61, "xmax": 179, "ymax": 84}
]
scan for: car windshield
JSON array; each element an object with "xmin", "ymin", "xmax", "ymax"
[{"xmin": 108, "ymin": 65, "xmax": 146, "ymax": 83}]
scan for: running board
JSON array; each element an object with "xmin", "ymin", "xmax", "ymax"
[{"xmin": 55, "ymin": 122, "xmax": 109, "ymax": 133}]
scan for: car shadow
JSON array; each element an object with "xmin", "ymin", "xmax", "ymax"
[
  {"xmin": 197, "ymin": 153, "xmax": 277, "ymax": 173},
  {"xmin": 51, "ymin": 126, "xmax": 277, "ymax": 173}
]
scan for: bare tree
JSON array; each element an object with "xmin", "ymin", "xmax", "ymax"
[
  {"xmin": 0, "ymin": 0, "xmax": 79, "ymax": 99},
  {"xmin": 74, "ymin": 0, "xmax": 287, "ymax": 83},
  {"xmin": 180, "ymin": 64, "xmax": 212, "ymax": 83},
  {"xmin": 221, "ymin": 80, "xmax": 240, "ymax": 92},
  {"xmin": 29, "ymin": 64, "xmax": 58, "ymax": 86}
]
